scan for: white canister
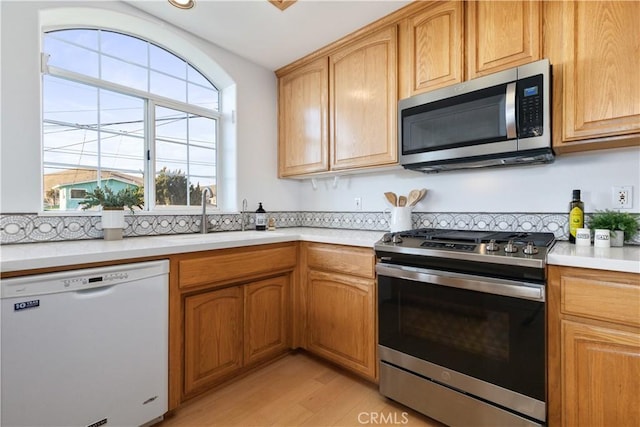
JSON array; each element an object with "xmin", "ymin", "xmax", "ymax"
[
  {"xmin": 575, "ymin": 228, "xmax": 591, "ymax": 246},
  {"xmin": 386, "ymin": 207, "xmax": 413, "ymax": 232},
  {"xmin": 593, "ymin": 229, "xmax": 611, "ymax": 248}
]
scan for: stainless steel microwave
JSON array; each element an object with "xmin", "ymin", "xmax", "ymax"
[{"xmin": 399, "ymin": 59, "xmax": 553, "ymax": 173}]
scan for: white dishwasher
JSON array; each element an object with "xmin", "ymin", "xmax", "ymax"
[{"xmin": 1, "ymin": 260, "xmax": 169, "ymax": 427}]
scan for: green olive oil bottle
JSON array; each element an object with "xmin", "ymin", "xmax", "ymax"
[{"xmin": 569, "ymin": 189, "xmax": 584, "ymax": 243}]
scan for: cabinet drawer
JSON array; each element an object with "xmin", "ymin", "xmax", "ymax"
[
  {"xmin": 561, "ymin": 273, "xmax": 640, "ymax": 328},
  {"xmin": 179, "ymin": 244, "xmax": 297, "ymax": 289},
  {"xmin": 305, "ymin": 243, "xmax": 374, "ymax": 279}
]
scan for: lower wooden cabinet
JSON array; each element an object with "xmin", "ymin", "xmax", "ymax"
[
  {"xmin": 184, "ymin": 287, "xmax": 243, "ymax": 396},
  {"xmin": 244, "ymin": 276, "xmax": 289, "ymax": 365},
  {"xmin": 307, "ymin": 270, "xmax": 376, "ymax": 380},
  {"xmin": 548, "ymin": 266, "xmax": 640, "ymax": 426},
  {"xmin": 170, "ymin": 243, "xmax": 296, "ymax": 408},
  {"xmin": 300, "ymin": 242, "xmax": 377, "ymax": 381}
]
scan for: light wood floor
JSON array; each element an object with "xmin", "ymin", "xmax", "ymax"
[{"xmin": 160, "ymin": 352, "xmax": 444, "ymax": 427}]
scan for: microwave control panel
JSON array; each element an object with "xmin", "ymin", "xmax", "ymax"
[{"xmin": 517, "ymin": 74, "xmax": 543, "ymax": 138}]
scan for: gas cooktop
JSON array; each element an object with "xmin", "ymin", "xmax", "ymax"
[{"xmin": 375, "ymin": 228, "xmax": 556, "ymax": 269}]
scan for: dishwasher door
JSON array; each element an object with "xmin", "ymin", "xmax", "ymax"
[{"xmin": 1, "ymin": 260, "xmax": 169, "ymax": 427}]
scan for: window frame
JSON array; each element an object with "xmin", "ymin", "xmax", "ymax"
[{"xmin": 41, "ymin": 28, "xmax": 222, "ymax": 213}]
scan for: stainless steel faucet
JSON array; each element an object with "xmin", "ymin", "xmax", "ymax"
[
  {"xmin": 241, "ymin": 198, "xmax": 248, "ymax": 231},
  {"xmin": 201, "ymin": 187, "xmax": 213, "ymax": 234}
]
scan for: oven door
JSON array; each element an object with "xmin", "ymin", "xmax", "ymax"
[{"xmin": 377, "ymin": 263, "xmax": 545, "ymax": 422}]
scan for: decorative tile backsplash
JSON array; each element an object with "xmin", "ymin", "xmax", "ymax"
[{"xmin": 2, "ymin": 211, "xmax": 623, "ymax": 245}]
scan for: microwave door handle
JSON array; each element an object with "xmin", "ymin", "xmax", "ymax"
[{"xmin": 505, "ymin": 82, "xmax": 517, "ymax": 139}]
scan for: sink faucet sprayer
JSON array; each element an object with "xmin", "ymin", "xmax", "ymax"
[
  {"xmin": 201, "ymin": 187, "xmax": 213, "ymax": 234},
  {"xmin": 241, "ymin": 198, "xmax": 248, "ymax": 231}
]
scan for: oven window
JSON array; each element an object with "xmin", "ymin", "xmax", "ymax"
[{"xmin": 378, "ymin": 275, "xmax": 545, "ymax": 401}]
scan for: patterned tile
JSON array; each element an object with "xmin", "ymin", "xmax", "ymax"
[{"xmin": 1, "ymin": 211, "xmax": 638, "ymax": 245}]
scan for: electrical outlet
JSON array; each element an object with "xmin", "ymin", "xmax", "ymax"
[
  {"xmin": 612, "ymin": 186, "xmax": 633, "ymax": 208},
  {"xmin": 354, "ymin": 197, "xmax": 362, "ymax": 211}
]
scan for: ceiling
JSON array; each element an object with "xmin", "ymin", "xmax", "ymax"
[{"xmin": 122, "ymin": 0, "xmax": 411, "ymax": 70}]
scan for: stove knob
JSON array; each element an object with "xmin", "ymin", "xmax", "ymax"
[
  {"xmin": 504, "ymin": 240, "xmax": 518, "ymax": 253},
  {"xmin": 523, "ymin": 242, "xmax": 539, "ymax": 255},
  {"xmin": 486, "ymin": 239, "xmax": 500, "ymax": 251},
  {"xmin": 382, "ymin": 233, "xmax": 393, "ymax": 243},
  {"xmin": 392, "ymin": 234, "xmax": 403, "ymax": 244}
]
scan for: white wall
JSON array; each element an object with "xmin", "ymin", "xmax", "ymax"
[
  {"xmin": 1, "ymin": 1, "xmax": 638, "ymax": 217},
  {"xmin": 297, "ymin": 146, "xmax": 640, "ymax": 213}
]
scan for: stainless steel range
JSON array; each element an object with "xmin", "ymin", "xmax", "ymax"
[{"xmin": 375, "ymin": 229, "xmax": 555, "ymax": 427}]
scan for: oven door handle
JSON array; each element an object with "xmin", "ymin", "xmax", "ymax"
[{"xmin": 376, "ymin": 263, "xmax": 545, "ymax": 302}]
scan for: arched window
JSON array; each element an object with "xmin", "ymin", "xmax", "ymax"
[{"xmin": 42, "ymin": 29, "xmax": 220, "ymax": 211}]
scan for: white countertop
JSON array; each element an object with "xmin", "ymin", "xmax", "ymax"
[
  {"xmin": 2, "ymin": 228, "xmax": 639, "ymax": 275},
  {"xmin": 0, "ymin": 228, "xmax": 384, "ymax": 273},
  {"xmin": 548, "ymin": 241, "xmax": 640, "ymax": 274}
]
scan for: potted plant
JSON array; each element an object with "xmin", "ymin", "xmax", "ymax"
[
  {"xmin": 79, "ymin": 186, "xmax": 144, "ymax": 240},
  {"xmin": 588, "ymin": 210, "xmax": 639, "ymax": 247}
]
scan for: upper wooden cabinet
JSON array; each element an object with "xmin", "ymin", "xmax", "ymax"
[
  {"xmin": 545, "ymin": 0, "xmax": 640, "ymax": 152},
  {"xmin": 466, "ymin": 0, "xmax": 541, "ymax": 79},
  {"xmin": 277, "ymin": 57, "xmax": 329, "ymax": 177},
  {"xmin": 277, "ymin": 25, "xmax": 398, "ymax": 178},
  {"xmin": 399, "ymin": 0, "xmax": 464, "ymax": 98},
  {"xmin": 330, "ymin": 25, "xmax": 398, "ymax": 171}
]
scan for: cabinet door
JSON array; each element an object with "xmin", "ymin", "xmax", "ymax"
[
  {"xmin": 184, "ymin": 287, "xmax": 243, "ymax": 395},
  {"xmin": 467, "ymin": 0, "xmax": 540, "ymax": 79},
  {"xmin": 278, "ymin": 57, "xmax": 329, "ymax": 177},
  {"xmin": 399, "ymin": 0, "xmax": 464, "ymax": 98},
  {"xmin": 330, "ymin": 25, "xmax": 398, "ymax": 170},
  {"xmin": 562, "ymin": 320, "xmax": 640, "ymax": 427},
  {"xmin": 307, "ymin": 269, "xmax": 376, "ymax": 380},
  {"xmin": 244, "ymin": 276, "xmax": 289, "ymax": 365},
  {"xmin": 558, "ymin": 1, "xmax": 640, "ymax": 146}
]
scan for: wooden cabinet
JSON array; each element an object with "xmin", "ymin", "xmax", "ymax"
[
  {"xmin": 244, "ymin": 276, "xmax": 289, "ymax": 365},
  {"xmin": 276, "ymin": 25, "xmax": 397, "ymax": 177},
  {"xmin": 300, "ymin": 242, "xmax": 377, "ymax": 381},
  {"xmin": 399, "ymin": 0, "xmax": 464, "ymax": 98},
  {"xmin": 466, "ymin": 0, "xmax": 541, "ymax": 79},
  {"xmin": 329, "ymin": 25, "xmax": 398, "ymax": 171},
  {"xmin": 277, "ymin": 57, "xmax": 329, "ymax": 177},
  {"xmin": 184, "ymin": 287, "xmax": 243, "ymax": 396},
  {"xmin": 548, "ymin": 266, "xmax": 640, "ymax": 426},
  {"xmin": 169, "ymin": 243, "xmax": 296, "ymax": 408},
  {"xmin": 545, "ymin": 0, "xmax": 640, "ymax": 153}
]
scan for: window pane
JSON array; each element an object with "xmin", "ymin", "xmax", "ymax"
[
  {"xmin": 155, "ymin": 106, "xmax": 216, "ymax": 208},
  {"xmin": 101, "ymin": 31, "xmax": 148, "ymax": 67},
  {"xmin": 43, "ymin": 167, "xmax": 98, "ymax": 211},
  {"xmin": 44, "ymin": 37, "xmax": 99, "ymax": 78},
  {"xmin": 101, "ymin": 56, "xmax": 148, "ymax": 92},
  {"xmin": 70, "ymin": 189, "xmax": 87, "ymax": 199},
  {"xmin": 156, "ymin": 107, "xmax": 187, "ymax": 143},
  {"xmin": 44, "ymin": 127, "xmax": 99, "ymax": 167},
  {"xmin": 43, "ymin": 76, "xmax": 98, "ymax": 125},
  {"xmin": 187, "ymin": 65, "xmax": 212, "ymax": 88},
  {"xmin": 151, "ymin": 71, "xmax": 186, "ymax": 103},
  {"xmin": 99, "ymin": 89, "xmax": 145, "ymax": 136},
  {"xmin": 189, "ymin": 145, "xmax": 216, "ymax": 177},
  {"xmin": 101, "ymin": 135, "xmax": 144, "ymax": 171},
  {"xmin": 150, "ymin": 44, "xmax": 186, "ymax": 79},
  {"xmin": 189, "ymin": 116, "xmax": 216, "ymax": 147},
  {"xmin": 188, "ymin": 83, "xmax": 218, "ymax": 110},
  {"xmin": 46, "ymin": 29, "xmax": 98, "ymax": 50}
]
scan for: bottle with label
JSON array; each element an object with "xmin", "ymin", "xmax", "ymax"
[
  {"xmin": 255, "ymin": 202, "xmax": 267, "ymax": 231},
  {"xmin": 569, "ymin": 189, "xmax": 584, "ymax": 243}
]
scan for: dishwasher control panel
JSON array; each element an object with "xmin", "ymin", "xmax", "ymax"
[{"xmin": 1, "ymin": 261, "xmax": 167, "ymax": 299}]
